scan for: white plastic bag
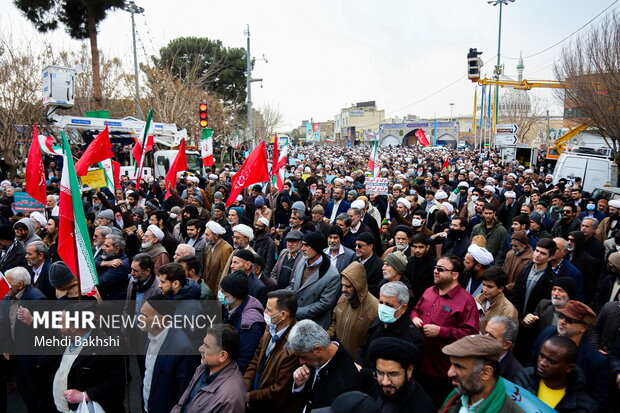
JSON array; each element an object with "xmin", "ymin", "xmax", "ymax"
[{"xmin": 74, "ymin": 392, "xmax": 105, "ymax": 413}]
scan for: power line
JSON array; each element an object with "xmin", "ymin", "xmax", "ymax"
[{"xmin": 503, "ymin": 0, "xmax": 619, "ymax": 60}]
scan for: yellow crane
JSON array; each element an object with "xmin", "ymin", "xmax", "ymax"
[{"xmin": 467, "ymin": 48, "xmax": 587, "ymax": 158}]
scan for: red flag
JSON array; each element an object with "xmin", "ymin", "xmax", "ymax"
[
  {"xmin": 25, "ymin": 123, "xmax": 47, "ymax": 205},
  {"xmin": 75, "ymin": 126, "xmax": 114, "ymax": 176},
  {"xmin": 415, "ymin": 129, "xmax": 431, "ymax": 147},
  {"xmin": 442, "ymin": 157, "xmax": 450, "ymax": 169},
  {"xmin": 226, "ymin": 142, "xmax": 270, "ymax": 207},
  {"xmin": 164, "ymin": 139, "xmax": 188, "ymax": 199},
  {"xmin": 0, "ymin": 273, "xmax": 11, "ymax": 300},
  {"xmin": 132, "ymin": 135, "xmax": 154, "ymax": 163},
  {"xmin": 112, "ymin": 161, "xmax": 121, "ymax": 190}
]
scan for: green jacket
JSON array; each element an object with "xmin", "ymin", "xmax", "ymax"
[
  {"xmin": 439, "ymin": 378, "xmax": 524, "ymax": 413},
  {"xmin": 471, "ymin": 219, "xmax": 508, "ymax": 265}
]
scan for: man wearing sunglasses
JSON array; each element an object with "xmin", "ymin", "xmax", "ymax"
[
  {"xmin": 551, "ymin": 204, "xmax": 581, "ymax": 240},
  {"xmin": 529, "ymin": 300, "xmax": 608, "ymax": 412},
  {"xmin": 410, "ymin": 254, "xmax": 479, "ymax": 407}
]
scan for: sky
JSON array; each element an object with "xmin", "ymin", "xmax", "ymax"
[{"xmin": 0, "ymin": 0, "xmax": 617, "ymax": 131}]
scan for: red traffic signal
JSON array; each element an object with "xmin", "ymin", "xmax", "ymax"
[{"xmin": 199, "ymin": 103, "xmax": 208, "ymax": 128}]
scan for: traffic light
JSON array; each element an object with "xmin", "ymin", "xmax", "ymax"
[
  {"xmin": 199, "ymin": 103, "xmax": 208, "ymax": 128},
  {"xmin": 467, "ymin": 48, "xmax": 483, "ymax": 81}
]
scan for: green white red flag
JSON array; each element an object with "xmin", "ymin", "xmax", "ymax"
[
  {"xmin": 133, "ymin": 108, "xmax": 154, "ymax": 183},
  {"xmin": 201, "ymin": 128, "xmax": 214, "ymax": 166},
  {"xmin": 25, "ymin": 123, "xmax": 47, "ymax": 205},
  {"xmin": 74, "ymin": 125, "xmax": 114, "ymax": 176},
  {"xmin": 367, "ymin": 137, "xmax": 379, "ymax": 176},
  {"xmin": 59, "ymin": 131, "xmax": 98, "ymax": 295}
]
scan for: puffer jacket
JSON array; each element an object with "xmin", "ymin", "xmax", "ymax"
[{"xmin": 327, "ymin": 262, "xmax": 378, "ymax": 356}]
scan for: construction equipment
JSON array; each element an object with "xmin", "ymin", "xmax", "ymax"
[{"xmin": 545, "ymin": 123, "xmax": 590, "ymax": 161}]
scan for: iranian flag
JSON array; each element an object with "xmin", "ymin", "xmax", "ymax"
[
  {"xmin": 271, "ymin": 134, "xmax": 288, "ymax": 191},
  {"xmin": 367, "ymin": 137, "xmax": 379, "ymax": 176},
  {"xmin": 58, "ymin": 131, "xmax": 98, "ymax": 295},
  {"xmin": 164, "ymin": 139, "xmax": 188, "ymax": 199},
  {"xmin": 133, "ymin": 108, "xmax": 154, "ymax": 183},
  {"xmin": 201, "ymin": 128, "xmax": 214, "ymax": 166},
  {"xmin": 0, "ymin": 273, "xmax": 11, "ymax": 300}
]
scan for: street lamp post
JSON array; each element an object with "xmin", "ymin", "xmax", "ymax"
[
  {"xmin": 245, "ymin": 25, "xmax": 266, "ymax": 149},
  {"xmin": 124, "ymin": 1, "xmax": 144, "ymax": 120},
  {"xmin": 488, "ymin": 0, "xmax": 515, "ymax": 145}
]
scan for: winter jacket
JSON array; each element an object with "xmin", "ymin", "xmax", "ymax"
[
  {"xmin": 475, "ymin": 291, "xmax": 519, "ymax": 333},
  {"xmin": 589, "ymin": 300, "xmax": 620, "ymax": 353},
  {"xmin": 95, "ymin": 253, "xmax": 130, "ymax": 300},
  {"xmin": 224, "ymin": 296, "xmax": 265, "ymax": 373},
  {"xmin": 171, "ymin": 361, "xmax": 247, "ymax": 413},
  {"xmin": 327, "ymin": 262, "xmax": 379, "ymax": 356},
  {"xmin": 243, "ymin": 319, "xmax": 301, "ymax": 413},
  {"xmin": 251, "ymin": 232, "xmax": 277, "ymax": 276},
  {"xmin": 503, "ymin": 246, "xmax": 533, "ymax": 292},
  {"xmin": 288, "ymin": 253, "xmax": 341, "ymax": 330},
  {"xmin": 471, "ymin": 219, "xmax": 508, "ymax": 265},
  {"xmin": 514, "ymin": 366, "xmax": 598, "ymax": 413},
  {"xmin": 171, "ymin": 279, "xmax": 205, "ymax": 349},
  {"xmin": 405, "ymin": 252, "xmax": 437, "ymax": 305}
]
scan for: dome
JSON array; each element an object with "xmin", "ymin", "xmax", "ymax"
[{"xmin": 499, "ymin": 89, "xmax": 531, "ymax": 117}]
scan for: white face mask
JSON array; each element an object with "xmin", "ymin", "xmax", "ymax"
[
  {"xmin": 471, "ymin": 195, "xmax": 479, "ymax": 202},
  {"xmin": 263, "ymin": 312, "xmax": 282, "ymax": 329}
]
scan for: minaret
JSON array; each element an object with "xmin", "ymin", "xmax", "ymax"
[{"xmin": 517, "ymin": 51, "xmax": 524, "ymax": 82}]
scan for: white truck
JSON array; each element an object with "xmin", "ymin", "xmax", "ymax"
[
  {"xmin": 553, "ymin": 147, "xmax": 617, "ymax": 193},
  {"xmin": 47, "ymin": 112, "xmax": 205, "ymax": 179}
]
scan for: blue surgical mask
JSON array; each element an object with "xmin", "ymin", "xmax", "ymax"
[
  {"xmin": 218, "ymin": 290, "xmax": 231, "ymax": 306},
  {"xmin": 587, "ymin": 204, "xmax": 595, "ymax": 211},
  {"xmin": 378, "ymin": 303, "xmax": 401, "ymax": 324}
]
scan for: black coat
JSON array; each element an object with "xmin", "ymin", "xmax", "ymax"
[
  {"xmin": 369, "ymin": 377, "xmax": 435, "ymax": 413},
  {"xmin": 143, "ymin": 328, "xmax": 200, "ymax": 413},
  {"xmin": 361, "ymin": 253, "xmax": 384, "ymax": 298},
  {"xmin": 297, "ymin": 344, "xmax": 361, "ymax": 412},
  {"xmin": 499, "ymin": 351, "xmax": 523, "ymax": 382},
  {"xmin": 66, "ymin": 332, "xmax": 125, "ymax": 413},
  {"xmin": 0, "ymin": 240, "xmax": 27, "ymax": 273},
  {"xmin": 357, "ymin": 315, "xmax": 425, "ymax": 369},
  {"xmin": 405, "ymin": 253, "xmax": 436, "ymax": 305},
  {"xmin": 29, "ymin": 260, "xmax": 56, "ymax": 300},
  {"xmin": 511, "ymin": 263, "xmax": 556, "ymax": 317},
  {"xmin": 251, "ymin": 233, "xmax": 277, "ymax": 276},
  {"xmin": 514, "ymin": 366, "xmax": 598, "ymax": 413}
]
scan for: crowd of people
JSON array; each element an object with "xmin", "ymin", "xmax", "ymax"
[{"xmin": 1, "ymin": 143, "xmax": 619, "ymax": 413}]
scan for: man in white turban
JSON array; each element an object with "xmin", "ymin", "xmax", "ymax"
[{"xmin": 140, "ymin": 225, "xmax": 170, "ymax": 272}]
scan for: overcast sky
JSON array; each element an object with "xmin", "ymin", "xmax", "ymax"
[{"xmin": 1, "ymin": 0, "xmax": 617, "ymax": 130}]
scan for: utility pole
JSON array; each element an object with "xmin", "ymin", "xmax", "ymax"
[
  {"xmin": 245, "ymin": 25, "xmax": 265, "ymax": 149},
  {"xmin": 125, "ymin": 1, "xmax": 144, "ymax": 120}
]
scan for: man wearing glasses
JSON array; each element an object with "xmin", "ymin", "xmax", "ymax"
[
  {"xmin": 410, "ymin": 254, "xmax": 479, "ymax": 407},
  {"xmin": 528, "ymin": 300, "xmax": 608, "ymax": 412},
  {"xmin": 367, "ymin": 337, "xmax": 435, "ymax": 413},
  {"xmin": 551, "ymin": 204, "xmax": 581, "ymax": 239}
]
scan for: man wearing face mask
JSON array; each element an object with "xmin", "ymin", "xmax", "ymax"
[
  {"xmin": 357, "ymin": 281, "xmax": 424, "ymax": 369},
  {"xmin": 244, "ymin": 290, "xmax": 300, "ymax": 413},
  {"xmin": 328, "ymin": 261, "xmax": 378, "ymax": 357},
  {"xmin": 437, "ymin": 217, "xmax": 471, "ymax": 258}
]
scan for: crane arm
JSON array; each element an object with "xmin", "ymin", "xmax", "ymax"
[{"xmin": 476, "ymin": 78, "xmax": 565, "ymax": 90}]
